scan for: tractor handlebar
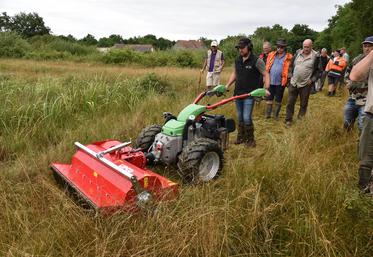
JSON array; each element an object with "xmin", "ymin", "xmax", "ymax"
[{"xmin": 193, "ymin": 86, "xmax": 266, "ymax": 107}]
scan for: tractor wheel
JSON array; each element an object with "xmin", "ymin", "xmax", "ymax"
[
  {"xmin": 136, "ymin": 124, "xmax": 162, "ymax": 152},
  {"xmin": 177, "ymin": 138, "xmax": 223, "ymax": 183}
]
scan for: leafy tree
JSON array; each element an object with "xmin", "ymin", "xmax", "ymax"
[
  {"xmin": 314, "ymin": 28, "xmax": 333, "ymax": 53},
  {"xmin": 122, "ymin": 34, "xmax": 174, "ymax": 50},
  {"xmin": 0, "ymin": 12, "xmax": 50, "ymax": 37},
  {"xmin": 108, "ymin": 34, "xmax": 124, "ymax": 44},
  {"xmin": 0, "ymin": 12, "xmax": 11, "ymax": 31},
  {"xmin": 156, "ymin": 37, "xmax": 174, "ymax": 50},
  {"xmin": 219, "ymin": 35, "xmax": 243, "ymax": 63},
  {"xmin": 97, "ymin": 34, "xmax": 123, "ymax": 47},
  {"xmin": 288, "ymin": 24, "xmax": 318, "ymax": 52},
  {"xmin": 199, "ymin": 37, "xmax": 212, "ymax": 48},
  {"xmin": 252, "ymin": 24, "xmax": 289, "ymax": 44},
  {"xmin": 58, "ymin": 34, "xmax": 77, "ymax": 42},
  {"xmin": 97, "ymin": 37, "xmax": 111, "ymax": 47},
  {"xmin": 351, "ymin": 0, "xmax": 373, "ymax": 39},
  {"xmin": 316, "ymin": 0, "xmax": 373, "ymax": 57},
  {"xmin": 79, "ymin": 34, "xmax": 97, "ymax": 46}
]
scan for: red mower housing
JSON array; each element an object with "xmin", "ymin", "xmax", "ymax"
[{"xmin": 51, "ymin": 140, "xmax": 178, "ymax": 212}]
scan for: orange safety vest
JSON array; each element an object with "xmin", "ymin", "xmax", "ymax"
[
  {"xmin": 265, "ymin": 51, "xmax": 293, "ymax": 87},
  {"xmin": 325, "ymin": 57, "xmax": 347, "ymax": 76}
]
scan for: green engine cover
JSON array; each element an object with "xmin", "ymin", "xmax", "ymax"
[
  {"xmin": 162, "ymin": 104, "xmax": 207, "ymax": 137},
  {"xmin": 177, "ymin": 104, "xmax": 206, "ymax": 121},
  {"xmin": 162, "ymin": 119, "xmax": 185, "ymax": 136}
]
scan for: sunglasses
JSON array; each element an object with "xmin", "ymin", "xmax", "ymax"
[{"xmin": 277, "ymin": 46, "xmax": 286, "ymax": 49}]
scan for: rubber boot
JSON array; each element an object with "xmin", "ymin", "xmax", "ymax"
[
  {"xmin": 265, "ymin": 104, "xmax": 273, "ymax": 119},
  {"xmin": 358, "ymin": 167, "xmax": 372, "ymax": 193},
  {"xmin": 274, "ymin": 102, "xmax": 281, "ymax": 120},
  {"xmin": 245, "ymin": 123, "xmax": 256, "ymax": 147},
  {"xmin": 234, "ymin": 122, "xmax": 245, "ymax": 145}
]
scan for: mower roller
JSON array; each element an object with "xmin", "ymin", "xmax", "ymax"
[{"xmin": 51, "ymin": 85, "xmax": 266, "ymax": 211}]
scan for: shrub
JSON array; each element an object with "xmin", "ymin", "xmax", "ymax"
[
  {"xmin": 175, "ymin": 51, "xmax": 196, "ymax": 67},
  {"xmin": 139, "ymin": 51, "xmax": 169, "ymax": 67},
  {"xmin": 0, "ymin": 32, "xmax": 31, "ymax": 58},
  {"xmin": 48, "ymin": 39, "xmax": 96, "ymax": 56},
  {"xmin": 101, "ymin": 48, "xmax": 141, "ymax": 64},
  {"xmin": 133, "ymin": 73, "xmax": 169, "ymax": 93}
]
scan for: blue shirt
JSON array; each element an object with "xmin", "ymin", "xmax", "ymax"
[{"xmin": 270, "ymin": 53, "xmax": 285, "ymax": 86}]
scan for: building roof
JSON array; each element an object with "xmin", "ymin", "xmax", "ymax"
[
  {"xmin": 174, "ymin": 40, "xmax": 205, "ymax": 49},
  {"xmin": 113, "ymin": 44, "xmax": 154, "ymax": 52}
]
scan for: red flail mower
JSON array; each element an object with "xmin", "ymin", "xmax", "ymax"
[
  {"xmin": 51, "ymin": 140, "xmax": 178, "ymax": 212},
  {"xmin": 51, "ymin": 86, "xmax": 266, "ymax": 213}
]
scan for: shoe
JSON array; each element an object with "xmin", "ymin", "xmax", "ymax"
[{"xmin": 285, "ymin": 121, "xmax": 292, "ymax": 126}]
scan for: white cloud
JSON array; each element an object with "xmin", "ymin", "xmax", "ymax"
[{"xmin": 1, "ymin": 0, "xmax": 350, "ymax": 40}]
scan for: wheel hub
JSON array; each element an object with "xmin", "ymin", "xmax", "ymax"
[{"xmin": 198, "ymin": 151, "xmax": 220, "ymax": 182}]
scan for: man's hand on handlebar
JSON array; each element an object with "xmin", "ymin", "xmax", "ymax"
[{"xmin": 265, "ymin": 89, "xmax": 271, "ymax": 97}]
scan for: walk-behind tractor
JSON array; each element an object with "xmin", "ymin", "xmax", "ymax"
[
  {"xmin": 136, "ymin": 85, "xmax": 265, "ymax": 183},
  {"xmin": 51, "ymin": 85, "xmax": 266, "ymax": 211}
]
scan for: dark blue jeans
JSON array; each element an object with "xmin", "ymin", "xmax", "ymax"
[
  {"xmin": 344, "ymin": 98, "xmax": 365, "ymax": 131},
  {"xmin": 267, "ymin": 84, "xmax": 285, "ymax": 103},
  {"xmin": 235, "ymin": 97, "xmax": 254, "ymax": 125}
]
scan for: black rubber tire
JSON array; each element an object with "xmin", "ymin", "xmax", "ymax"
[
  {"xmin": 136, "ymin": 124, "xmax": 162, "ymax": 152},
  {"xmin": 177, "ymin": 138, "xmax": 223, "ymax": 183}
]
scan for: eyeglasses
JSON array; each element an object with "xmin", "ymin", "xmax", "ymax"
[
  {"xmin": 277, "ymin": 46, "xmax": 286, "ymax": 49},
  {"xmin": 363, "ymin": 43, "xmax": 373, "ymax": 48}
]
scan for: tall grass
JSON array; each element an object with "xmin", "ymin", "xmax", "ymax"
[
  {"xmin": 0, "ymin": 72, "xmax": 170, "ymax": 159},
  {"xmin": 0, "ymin": 59, "xmax": 373, "ymax": 256}
]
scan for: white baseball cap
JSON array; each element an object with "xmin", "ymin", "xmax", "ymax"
[{"xmin": 211, "ymin": 40, "xmax": 218, "ymax": 47}]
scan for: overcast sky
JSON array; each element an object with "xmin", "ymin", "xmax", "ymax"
[{"xmin": 2, "ymin": 0, "xmax": 351, "ymax": 41}]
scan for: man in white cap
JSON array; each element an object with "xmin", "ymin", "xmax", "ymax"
[{"xmin": 201, "ymin": 40, "xmax": 225, "ymax": 90}]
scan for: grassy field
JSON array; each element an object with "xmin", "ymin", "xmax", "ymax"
[{"xmin": 0, "ymin": 58, "xmax": 372, "ymax": 257}]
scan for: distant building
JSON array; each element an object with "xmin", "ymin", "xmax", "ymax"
[
  {"xmin": 173, "ymin": 40, "xmax": 205, "ymax": 50},
  {"xmin": 113, "ymin": 44, "xmax": 155, "ymax": 53},
  {"xmin": 97, "ymin": 47, "xmax": 110, "ymax": 53}
]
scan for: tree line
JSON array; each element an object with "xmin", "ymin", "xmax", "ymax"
[
  {"xmin": 1, "ymin": 0, "xmax": 372, "ymax": 56},
  {"xmin": 0, "ymin": 12, "xmax": 175, "ymax": 50}
]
